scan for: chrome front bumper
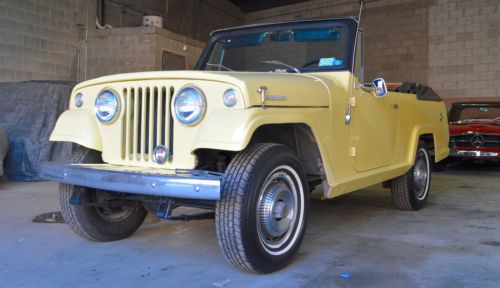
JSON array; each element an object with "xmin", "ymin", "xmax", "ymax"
[
  {"xmin": 450, "ymin": 150, "xmax": 499, "ymax": 158},
  {"xmin": 40, "ymin": 162, "xmax": 223, "ymax": 200}
]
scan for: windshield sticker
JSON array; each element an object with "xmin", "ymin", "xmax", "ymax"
[{"xmin": 319, "ymin": 57, "xmax": 344, "ymax": 67}]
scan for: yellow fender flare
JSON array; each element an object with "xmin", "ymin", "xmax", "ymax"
[
  {"xmin": 191, "ymin": 107, "xmax": 335, "ymax": 188},
  {"xmin": 50, "ymin": 110, "xmax": 103, "ymax": 151},
  {"xmin": 407, "ymin": 125, "xmax": 434, "ymax": 165},
  {"xmin": 192, "ymin": 107, "xmax": 330, "ymax": 152}
]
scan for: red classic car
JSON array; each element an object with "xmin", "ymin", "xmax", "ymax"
[{"xmin": 448, "ymin": 102, "xmax": 500, "ymax": 160}]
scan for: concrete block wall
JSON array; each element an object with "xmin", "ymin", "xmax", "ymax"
[
  {"xmin": 165, "ymin": 0, "xmax": 245, "ymax": 42},
  {"xmin": 102, "ymin": 0, "xmax": 245, "ymax": 42},
  {"xmin": 86, "ymin": 28, "xmax": 157, "ymax": 79},
  {"xmin": 0, "ymin": 0, "xmax": 240, "ymax": 82},
  {"xmin": 103, "ymin": 0, "xmax": 166, "ymax": 28},
  {"xmin": 2, "ymin": 0, "xmax": 500, "ymax": 104},
  {"xmin": 86, "ymin": 0, "xmax": 238, "ymax": 80},
  {"xmin": 246, "ymin": 0, "xmax": 500, "ymax": 101},
  {"xmin": 155, "ymin": 29, "xmax": 205, "ymax": 70},
  {"xmin": 427, "ymin": 0, "xmax": 500, "ymax": 102},
  {"xmin": 86, "ymin": 26, "xmax": 204, "ymax": 79},
  {"xmin": 0, "ymin": 0, "xmax": 87, "ymax": 82},
  {"xmin": 87, "ymin": 0, "xmax": 242, "ymax": 79}
]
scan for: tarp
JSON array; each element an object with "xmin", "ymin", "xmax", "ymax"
[
  {"xmin": 0, "ymin": 81, "xmax": 76, "ymax": 181},
  {"xmin": 0, "ymin": 123, "xmax": 7, "ymax": 176},
  {"xmin": 389, "ymin": 82, "xmax": 442, "ymax": 102}
]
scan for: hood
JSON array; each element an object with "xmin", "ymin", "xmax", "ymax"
[
  {"xmin": 75, "ymin": 71, "xmax": 332, "ymax": 108},
  {"xmin": 449, "ymin": 122, "xmax": 500, "ymax": 135}
]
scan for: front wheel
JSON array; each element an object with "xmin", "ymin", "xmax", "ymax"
[
  {"xmin": 391, "ymin": 142, "xmax": 432, "ymax": 210},
  {"xmin": 59, "ymin": 147, "xmax": 147, "ymax": 241},
  {"xmin": 215, "ymin": 144, "xmax": 309, "ymax": 273}
]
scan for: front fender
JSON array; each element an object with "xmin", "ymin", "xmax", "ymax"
[
  {"xmin": 192, "ymin": 107, "xmax": 330, "ymax": 152},
  {"xmin": 50, "ymin": 110, "xmax": 103, "ymax": 151}
]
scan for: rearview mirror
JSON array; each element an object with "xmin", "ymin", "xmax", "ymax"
[
  {"xmin": 223, "ymin": 33, "xmax": 265, "ymax": 48},
  {"xmin": 270, "ymin": 30, "xmax": 292, "ymax": 42}
]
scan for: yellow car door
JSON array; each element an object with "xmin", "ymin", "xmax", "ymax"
[{"xmin": 349, "ymin": 81, "xmax": 398, "ymax": 172}]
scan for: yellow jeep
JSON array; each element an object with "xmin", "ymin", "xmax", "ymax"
[{"xmin": 42, "ymin": 17, "xmax": 449, "ymax": 273}]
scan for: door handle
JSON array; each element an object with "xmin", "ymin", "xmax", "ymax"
[
  {"xmin": 345, "ymin": 107, "xmax": 352, "ymax": 125},
  {"xmin": 393, "ymin": 104, "xmax": 399, "ymax": 109}
]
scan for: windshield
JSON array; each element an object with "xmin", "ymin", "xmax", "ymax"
[
  {"xmin": 449, "ymin": 104, "xmax": 500, "ymax": 123},
  {"xmin": 198, "ymin": 20, "xmax": 356, "ymax": 73}
]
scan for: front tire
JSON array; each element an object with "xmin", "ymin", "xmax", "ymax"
[
  {"xmin": 215, "ymin": 144, "xmax": 309, "ymax": 273},
  {"xmin": 59, "ymin": 147, "xmax": 147, "ymax": 242},
  {"xmin": 391, "ymin": 142, "xmax": 432, "ymax": 210}
]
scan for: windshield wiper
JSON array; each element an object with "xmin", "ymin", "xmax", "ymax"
[
  {"xmin": 206, "ymin": 63, "xmax": 234, "ymax": 71},
  {"xmin": 260, "ymin": 60, "xmax": 300, "ymax": 73}
]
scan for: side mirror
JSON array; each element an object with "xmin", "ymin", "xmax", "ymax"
[
  {"xmin": 372, "ymin": 78, "xmax": 387, "ymax": 97},
  {"xmin": 360, "ymin": 77, "xmax": 388, "ymax": 97}
]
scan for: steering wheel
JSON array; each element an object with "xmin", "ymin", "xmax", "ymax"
[{"xmin": 302, "ymin": 59, "xmax": 320, "ymax": 68}]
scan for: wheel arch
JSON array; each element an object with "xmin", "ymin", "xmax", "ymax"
[
  {"xmin": 248, "ymin": 123, "xmax": 326, "ymax": 181},
  {"xmin": 420, "ymin": 133, "xmax": 435, "ymax": 156},
  {"xmin": 194, "ymin": 122, "xmax": 327, "ymax": 186},
  {"xmin": 407, "ymin": 126, "xmax": 435, "ymax": 165},
  {"xmin": 419, "ymin": 132, "xmax": 450, "ymax": 164}
]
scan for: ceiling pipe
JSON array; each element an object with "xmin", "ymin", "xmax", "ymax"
[{"xmin": 100, "ymin": 0, "xmax": 106, "ymax": 26}]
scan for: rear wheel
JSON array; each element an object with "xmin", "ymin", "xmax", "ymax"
[
  {"xmin": 215, "ymin": 143, "xmax": 309, "ymax": 273},
  {"xmin": 59, "ymin": 147, "xmax": 147, "ymax": 241},
  {"xmin": 391, "ymin": 142, "xmax": 431, "ymax": 210}
]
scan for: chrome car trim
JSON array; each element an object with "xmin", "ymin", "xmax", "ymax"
[
  {"xmin": 450, "ymin": 150, "xmax": 499, "ymax": 158},
  {"xmin": 452, "ymin": 139, "xmax": 500, "ymax": 143},
  {"xmin": 450, "ymin": 132, "xmax": 499, "ymax": 137}
]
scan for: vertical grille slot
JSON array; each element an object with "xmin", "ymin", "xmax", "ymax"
[
  {"xmin": 162, "ymin": 87, "xmax": 168, "ymax": 153},
  {"xmin": 122, "ymin": 85, "xmax": 173, "ymax": 163},
  {"xmin": 147, "ymin": 87, "xmax": 155, "ymax": 160},
  {"xmin": 133, "ymin": 88, "xmax": 139, "ymax": 160},
  {"xmin": 140, "ymin": 87, "xmax": 147, "ymax": 160},
  {"xmin": 169, "ymin": 87, "xmax": 175, "ymax": 156},
  {"xmin": 156, "ymin": 87, "xmax": 163, "ymax": 148}
]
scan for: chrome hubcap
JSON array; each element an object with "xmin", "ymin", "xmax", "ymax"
[
  {"xmin": 257, "ymin": 168, "xmax": 298, "ymax": 248},
  {"xmin": 413, "ymin": 150, "xmax": 429, "ymax": 200},
  {"xmin": 273, "ymin": 200, "xmax": 290, "ymax": 220}
]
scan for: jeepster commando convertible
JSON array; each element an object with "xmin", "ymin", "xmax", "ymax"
[{"xmin": 42, "ymin": 17, "xmax": 449, "ymax": 273}]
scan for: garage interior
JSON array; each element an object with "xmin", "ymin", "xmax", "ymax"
[{"xmin": 0, "ymin": 0, "xmax": 499, "ymax": 287}]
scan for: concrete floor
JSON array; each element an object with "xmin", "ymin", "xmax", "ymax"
[{"xmin": 1, "ymin": 162, "xmax": 499, "ymax": 288}]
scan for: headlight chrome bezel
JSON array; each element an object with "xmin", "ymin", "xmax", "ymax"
[
  {"xmin": 94, "ymin": 89, "xmax": 121, "ymax": 123},
  {"xmin": 173, "ymin": 85, "xmax": 207, "ymax": 126}
]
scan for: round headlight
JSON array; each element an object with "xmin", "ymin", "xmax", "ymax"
[
  {"xmin": 95, "ymin": 90, "xmax": 120, "ymax": 123},
  {"xmin": 223, "ymin": 89, "xmax": 238, "ymax": 107},
  {"xmin": 74, "ymin": 93, "xmax": 84, "ymax": 108},
  {"xmin": 174, "ymin": 86, "xmax": 206, "ymax": 125}
]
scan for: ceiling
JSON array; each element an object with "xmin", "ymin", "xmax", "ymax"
[{"xmin": 228, "ymin": 0, "xmax": 312, "ymax": 12}]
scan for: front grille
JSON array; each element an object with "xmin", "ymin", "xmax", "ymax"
[
  {"xmin": 121, "ymin": 86, "xmax": 174, "ymax": 162},
  {"xmin": 451, "ymin": 133, "xmax": 500, "ymax": 149}
]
